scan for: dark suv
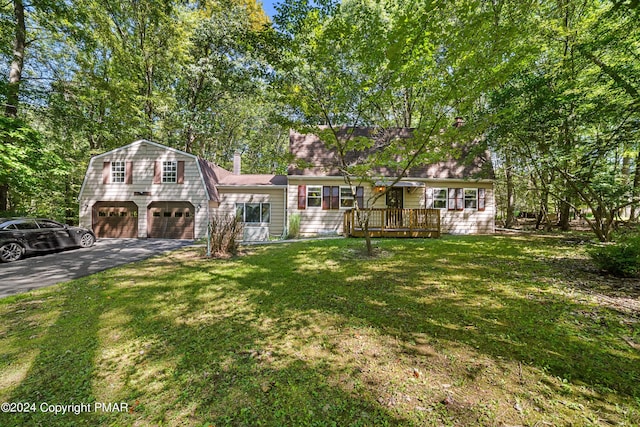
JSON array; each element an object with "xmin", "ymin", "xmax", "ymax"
[{"xmin": 0, "ymin": 218, "xmax": 96, "ymax": 263}]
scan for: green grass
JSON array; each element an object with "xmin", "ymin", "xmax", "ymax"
[{"xmin": 0, "ymin": 235, "xmax": 639, "ymax": 426}]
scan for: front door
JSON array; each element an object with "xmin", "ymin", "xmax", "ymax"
[
  {"xmin": 385, "ymin": 187, "xmax": 404, "ymax": 228},
  {"xmin": 386, "ymin": 187, "xmax": 403, "ymax": 209}
]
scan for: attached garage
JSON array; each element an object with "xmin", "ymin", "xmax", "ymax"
[
  {"xmin": 93, "ymin": 201, "xmax": 138, "ymax": 238},
  {"xmin": 147, "ymin": 201, "xmax": 195, "ymax": 239}
]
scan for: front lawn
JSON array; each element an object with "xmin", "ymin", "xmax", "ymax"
[{"xmin": 0, "ymin": 235, "xmax": 638, "ymax": 426}]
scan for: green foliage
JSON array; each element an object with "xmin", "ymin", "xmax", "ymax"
[
  {"xmin": 589, "ymin": 235, "xmax": 640, "ymax": 278},
  {"xmin": 286, "ymin": 212, "xmax": 300, "ymax": 239},
  {"xmin": 0, "ymin": 116, "xmax": 69, "ymax": 217},
  {"xmin": 485, "ymin": 0, "xmax": 640, "ymax": 241}
]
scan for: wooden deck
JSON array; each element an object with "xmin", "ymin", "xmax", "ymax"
[{"xmin": 343, "ymin": 208, "xmax": 440, "ymax": 238}]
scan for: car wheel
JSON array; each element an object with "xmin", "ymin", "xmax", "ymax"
[
  {"xmin": 0, "ymin": 242, "xmax": 24, "ymax": 263},
  {"xmin": 79, "ymin": 233, "xmax": 95, "ymax": 248}
]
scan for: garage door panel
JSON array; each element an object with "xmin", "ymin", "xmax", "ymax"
[
  {"xmin": 93, "ymin": 202, "xmax": 138, "ymax": 238},
  {"xmin": 147, "ymin": 202, "xmax": 194, "ymax": 239}
]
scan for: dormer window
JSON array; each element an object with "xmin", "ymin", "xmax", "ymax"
[
  {"xmin": 103, "ymin": 161, "xmax": 131, "ymax": 184},
  {"xmin": 162, "ymin": 161, "xmax": 177, "ymax": 183}
]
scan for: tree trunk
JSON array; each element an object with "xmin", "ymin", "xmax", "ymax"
[
  {"xmin": 2, "ymin": 0, "xmax": 26, "ymax": 212},
  {"xmin": 504, "ymin": 151, "xmax": 516, "ymax": 228},
  {"xmin": 6, "ymin": 0, "xmax": 25, "ymax": 118},
  {"xmin": 630, "ymin": 148, "xmax": 640, "ymax": 221},
  {"xmin": 559, "ymin": 197, "xmax": 571, "ymax": 231},
  {"xmin": 355, "ymin": 208, "xmax": 374, "ymax": 256},
  {"xmin": 621, "ymin": 148, "xmax": 631, "ymax": 220}
]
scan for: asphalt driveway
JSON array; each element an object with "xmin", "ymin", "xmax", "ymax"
[{"xmin": 0, "ymin": 238, "xmax": 193, "ymax": 298}]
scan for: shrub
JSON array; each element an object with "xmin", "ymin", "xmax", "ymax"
[
  {"xmin": 588, "ymin": 235, "xmax": 640, "ymax": 278},
  {"xmin": 208, "ymin": 214, "xmax": 243, "ymax": 257},
  {"xmin": 287, "ymin": 213, "xmax": 301, "ymax": 239}
]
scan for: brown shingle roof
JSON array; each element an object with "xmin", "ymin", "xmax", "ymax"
[
  {"xmin": 198, "ymin": 158, "xmax": 286, "ymax": 199},
  {"xmin": 218, "ymin": 173, "xmax": 288, "ymax": 186},
  {"xmin": 197, "ymin": 158, "xmax": 224, "ymax": 202},
  {"xmin": 288, "ymin": 127, "xmax": 494, "ymax": 180}
]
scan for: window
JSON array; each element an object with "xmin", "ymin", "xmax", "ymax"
[
  {"xmin": 175, "ymin": 212, "xmax": 183, "ymax": 218},
  {"xmin": 111, "ymin": 161, "xmax": 125, "ymax": 183},
  {"xmin": 307, "ymin": 186, "xmax": 322, "ymax": 208},
  {"xmin": 236, "ymin": 203, "xmax": 271, "ymax": 223},
  {"xmin": 298, "ymin": 185, "xmax": 364, "ymax": 210},
  {"xmin": 433, "ymin": 189, "xmax": 447, "ymax": 209},
  {"xmin": 261, "ymin": 203, "xmax": 271, "ymax": 222},
  {"xmin": 162, "ymin": 161, "xmax": 177, "ymax": 183},
  {"xmin": 445, "ymin": 188, "xmax": 482, "ymax": 210},
  {"xmin": 340, "ymin": 187, "xmax": 355, "ymax": 208},
  {"xmin": 464, "ymin": 189, "xmax": 478, "ymax": 209},
  {"xmin": 426, "ymin": 188, "xmax": 447, "ymax": 209}
]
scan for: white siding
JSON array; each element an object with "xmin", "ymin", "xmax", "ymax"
[
  {"xmin": 287, "ymin": 178, "xmax": 356, "ymax": 236},
  {"xmin": 424, "ymin": 183, "xmax": 495, "ymax": 234},
  {"xmin": 78, "ymin": 141, "xmax": 210, "ymax": 238},
  {"xmin": 288, "ymin": 178, "xmax": 495, "ymax": 236},
  {"xmin": 216, "ymin": 187, "xmax": 286, "ymax": 238}
]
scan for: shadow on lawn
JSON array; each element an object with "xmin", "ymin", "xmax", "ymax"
[
  {"xmin": 2, "ymin": 236, "xmax": 638, "ymax": 426},
  {"xmin": 1, "ymin": 279, "xmax": 105, "ymax": 427},
  {"xmin": 1, "ymin": 256, "xmax": 410, "ymax": 427},
  {"xmin": 233, "ymin": 238, "xmax": 640, "ymax": 401}
]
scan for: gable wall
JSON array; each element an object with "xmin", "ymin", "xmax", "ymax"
[{"xmin": 79, "ymin": 142, "xmax": 210, "ymax": 238}]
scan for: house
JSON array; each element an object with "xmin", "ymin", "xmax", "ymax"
[
  {"xmin": 78, "ymin": 128, "xmax": 494, "ymax": 240},
  {"xmin": 287, "ymin": 128, "xmax": 495, "ymax": 236},
  {"xmin": 78, "ymin": 140, "xmax": 286, "ymax": 240}
]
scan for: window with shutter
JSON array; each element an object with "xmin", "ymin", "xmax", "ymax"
[
  {"xmin": 427, "ymin": 188, "xmax": 447, "ymax": 209},
  {"xmin": 340, "ymin": 187, "xmax": 353, "ymax": 208},
  {"xmin": 162, "ymin": 161, "xmax": 177, "ymax": 183},
  {"xmin": 464, "ymin": 189, "xmax": 478, "ymax": 209},
  {"xmin": 307, "ymin": 186, "xmax": 322, "ymax": 207},
  {"xmin": 111, "ymin": 161, "xmax": 125, "ymax": 183}
]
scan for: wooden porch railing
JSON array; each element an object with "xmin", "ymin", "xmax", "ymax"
[{"xmin": 343, "ymin": 208, "xmax": 440, "ymax": 238}]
